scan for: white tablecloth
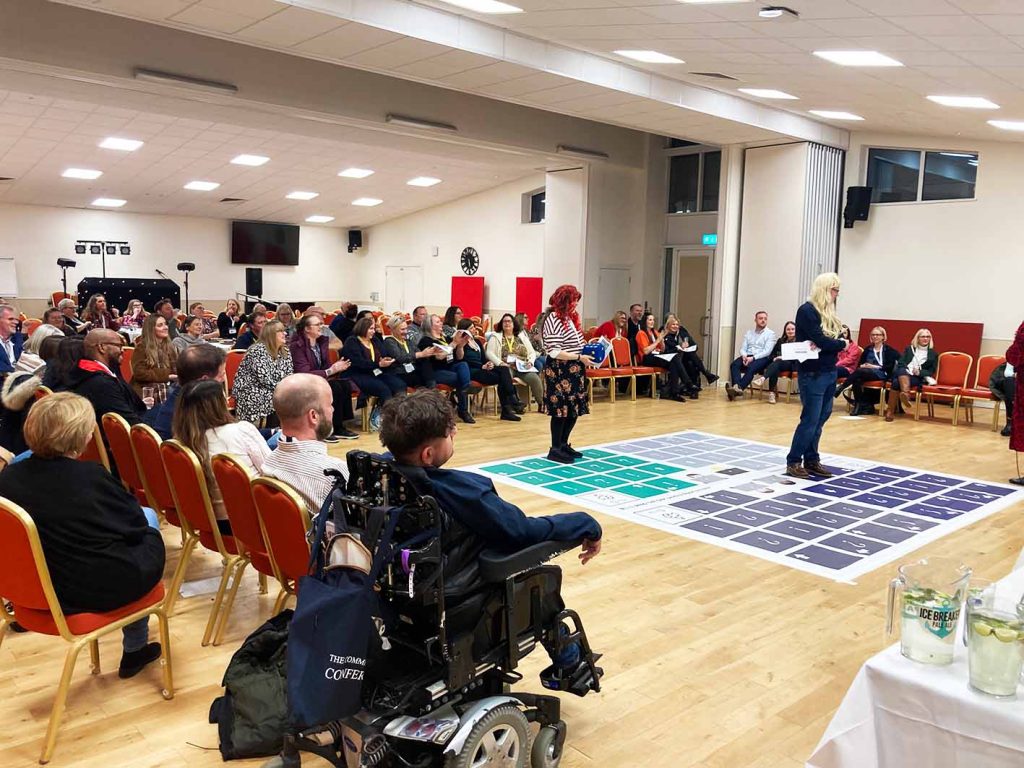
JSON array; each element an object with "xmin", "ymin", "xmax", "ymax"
[{"xmin": 808, "ymin": 568, "xmax": 1024, "ymax": 768}]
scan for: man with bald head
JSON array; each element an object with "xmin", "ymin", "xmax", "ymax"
[
  {"xmin": 261, "ymin": 373, "xmax": 350, "ymax": 514},
  {"xmin": 61, "ymin": 328, "xmax": 147, "ymax": 426}
]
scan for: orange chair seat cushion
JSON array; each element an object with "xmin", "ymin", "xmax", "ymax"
[
  {"xmin": 199, "ymin": 529, "xmax": 239, "ymax": 555},
  {"xmin": 922, "ymin": 385, "xmax": 962, "ymax": 397},
  {"xmin": 862, "ymin": 380, "xmax": 887, "ymax": 389},
  {"xmin": 960, "ymin": 388, "xmax": 995, "ymax": 400},
  {"xmin": 14, "ymin": 582, "xmax": 165, "ymax": 636},
  {"xmin": 631, "ymin": 366, "xmax": 658, "ymax": 375}
]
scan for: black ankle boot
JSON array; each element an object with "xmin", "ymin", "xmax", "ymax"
[
  {"xmin": 704, "ymin": 371, "xmax": 719, "ymax": 385},
  {"xmin": 500, "ymin": 406, "xmax": 521, "ymax": 422}
]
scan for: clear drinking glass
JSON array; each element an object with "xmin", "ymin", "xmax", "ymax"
[
  {"xmin": 967, "ymin": 590, "xmax": 1024, "ymax": 698},
  {"xmin": 141, "ymin": 386, "xmax": 156, "ymax": 408},
  {"xmin": 156, "ymin": 382, "xmax": 168, "ymax": 403}
]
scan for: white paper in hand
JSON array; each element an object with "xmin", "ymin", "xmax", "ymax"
[
  {"xmin": 654, "ymin": 353, "xmax": 678, "ymax": 362},
  {"xmin": 781, "ymin": 341, "xmax": 819, "ymax": 362},
  {"xmin": 515, "ymin": 359, "xmax": 535, "ymax": 373}
]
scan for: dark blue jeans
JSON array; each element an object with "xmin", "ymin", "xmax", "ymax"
[
  {"xmin": 730, "ymin": 356, "xmax": 772, "ymax": 390},
  {"xmin": 787, "ymin": 369, "xmax": 837, "ymax": 466}
]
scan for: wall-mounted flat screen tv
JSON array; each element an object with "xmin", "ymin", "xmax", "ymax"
[{"xmin": 231, "ymin": 220, "xmax": 299, "ymax": 265}]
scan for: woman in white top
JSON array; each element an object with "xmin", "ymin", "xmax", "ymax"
[
  {"xmin": 172, "ymin": 380, "xmax": 270, "ymax": 534},
  {"xmin": 485, "ymin": 313, "xmax": 543, "ymax": 408}
]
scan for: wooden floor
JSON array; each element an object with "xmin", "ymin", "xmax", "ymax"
[{"xmin": 2, "ymin": 387, "xmax": 1021, "ymax": 768}]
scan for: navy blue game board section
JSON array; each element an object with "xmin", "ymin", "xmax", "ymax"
[{"xmin": 470, "ymin": 430, "xmax": 1024, "ymax": 582}]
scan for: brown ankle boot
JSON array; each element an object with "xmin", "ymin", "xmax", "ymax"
[{"xmin": 885, "ymin": 389, "xmax": 899, "ymax": 422}]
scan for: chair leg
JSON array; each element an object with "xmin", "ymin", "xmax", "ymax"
[
  {"xmin": 916, "ymin": 393, "xmax": 924, "ymax": 421},
  {"xmin": 154, "ymin": 608, "xmax": 174, "ymax": 700},
  {"xmin": 163, "ymin": 533, "xmax": 197, "ymax": 616},
  {"xmin": 40, "ymin": 642, "xmax": 85, "ymax": 764},
  {"xmin": 587, "ymin": 379, "xmax": 593, "ymax": 407},
  {"xmin": 0, "ymin": 618, "xmax": 8, "ymax": 653},
  {"xmin": 630, "ymin": 375, "xmax": 636, "ymax": 402},
  {"xmin": 993, "ymin": 401, "xmax": 1001, "ymax": 432},
  {"xmin": 610, "ymin": 377, "xmax": 616, "ymax": 403},
  {"xmin": 212, "ymin": 557, "xmax": 248, "ymax": 646},
  {"xmin": 258, "ymin": 572, "xmax": 268, "ymax": 595},
  {"xmin": 952, "ymin": 396, "xmax": 960, "ymax": 426},
  {"xmin": 272, "ymin": 586, "xmax": 290, "ymax": 615},
  {"xmin": 202, "ymin": 557, "xmax": 238, "ymax": 647},
  {"xmin": 88, "ymin": 639, "xmax": 100, "ymax": 675},
  {"xmin": 649, "ymin": 374, "xmax": 656, "ymax": 398}
]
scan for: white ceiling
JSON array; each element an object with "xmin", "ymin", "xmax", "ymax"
[
  {"xmin": 48, "ymin": 0, "xmax": 1024, "ymax": 144},
  {"xmin": 0, "ymin": 86, "xmax": 546, "ymax": 228}
]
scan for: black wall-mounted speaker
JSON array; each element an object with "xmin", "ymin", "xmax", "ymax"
[
  {"xmin": 245, "ymin": 267, "xmax": 263, "ymax": 297},
  {"xmin": 843, "ymin": 186, "xmax": 872, "ymax": 228},
  {"xmin": 348, "ymin": 229, "xmax": 363, "ymax": 253}
]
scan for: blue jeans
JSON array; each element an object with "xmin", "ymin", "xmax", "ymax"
[
  {"xmin": 730, "ymin": 356, "xmax": 772, "ymax": 390},
  {"xmin": 787, "ymin": 369, "xmax": 837, "ymax": 466},
  {"xmin": 123, "ymin": 507, "xmax": 161, "ymax": 652}
]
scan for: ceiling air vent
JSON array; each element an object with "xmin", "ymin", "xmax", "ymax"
[
  {"xmin": 690, "ymin": 72, "xmax": 739, "ymax": 81},
  {"xmin": 219, "ymin": 197, "xmax": 246, "ymax": 203}
]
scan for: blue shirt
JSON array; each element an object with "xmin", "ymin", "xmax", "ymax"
[{"xmin": 740, "ymin": 327, "xmax": 776, "ymax": 360}]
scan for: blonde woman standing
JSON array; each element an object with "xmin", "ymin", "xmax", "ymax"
[{"xmin": 785, "ymin": 273, "xmax": 850, "ymax": 479}]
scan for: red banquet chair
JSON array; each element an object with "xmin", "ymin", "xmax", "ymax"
[
  {"xmin": 0, "ymin": 498, "xmax": 173, "ymax": 764},
  {"xmin": 958, "ymin": 354, "xmax": 1007, "ymax": 431},
  {"xmin": 920, "ymin": 351, "xmax": 973, "ymax": 424},
  {"xmin": 101, "ymin": 413, "xmax": 148, "ymax": 506},
  {"xmin": 251, "ymin": 477, "xmax": 312, "ymax": 613}
]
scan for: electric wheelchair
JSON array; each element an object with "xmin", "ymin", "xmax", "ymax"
[{"xmin": 267, "ymin": 450, "xmax": 603, "ymax": 768}]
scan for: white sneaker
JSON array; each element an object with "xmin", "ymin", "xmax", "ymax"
[
  {"xmin": 767, "ymin": 392, "xmax": 777, "ymax": 404},
  {"xmin": 752, "ymin": 375, "xmax": 766, "ymax": 388}
]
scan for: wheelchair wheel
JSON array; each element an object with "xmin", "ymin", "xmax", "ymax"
[
  {"xmin": 530, "ymin": 723, "xmax": 564, "ymax": 768},
  {"xmin": 445, "ymin": 705, "xmax": 529, "ymax": 768}
]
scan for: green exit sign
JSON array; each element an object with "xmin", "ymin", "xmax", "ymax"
[{"xmin": 702, "ymin": 233, "xmax": 718, "ymax": 247}]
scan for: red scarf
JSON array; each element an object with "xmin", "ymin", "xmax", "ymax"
[{"xmin": 79, "ymin": 359, "xmax": 114, "ymax": 377}]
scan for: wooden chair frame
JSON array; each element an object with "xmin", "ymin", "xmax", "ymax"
[{"xmin": 251, "ymin": 476, "xmax": 312, "ymax": 614}]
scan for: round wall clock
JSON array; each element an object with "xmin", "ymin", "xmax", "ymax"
[{"xmin": 460, "ymin": 246, "xmax": 479, "ymax": 275}]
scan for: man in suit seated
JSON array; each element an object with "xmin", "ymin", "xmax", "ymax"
[{"xmin": 0, "ymin": 304, "xmax": 25, "ymax": 374}]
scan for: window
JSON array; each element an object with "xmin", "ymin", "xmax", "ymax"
[
  {"xmin": 667, "ymin": 138, "xmax": 699, "ymax": 149},
  {"xmin": 522, "ymin": 188, "xmax": 545, "ymax": 224},
  {"xmin": 668, "ymin": 150, "xmax": 720, "ymax": 214},
  {"xmin": 866, "ymin": 148, "xmax": 977, "ymax": 203}
]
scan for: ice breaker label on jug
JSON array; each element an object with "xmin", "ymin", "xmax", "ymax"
[{"xmin": 908, "ymin": 601, "xmax": 960, "ymax": 639}]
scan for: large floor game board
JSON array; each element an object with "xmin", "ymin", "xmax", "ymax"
[{"xmin": 468, "ymin": 430, "xmax": 1024, "ymax": 582}]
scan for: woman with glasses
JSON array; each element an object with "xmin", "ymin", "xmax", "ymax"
[
  {"xmin": 835, "ymin": 326, "xmax": 898, "ymax": 415},
  {"xmin": 289, "ymin": 313, "xmax": 357, "ymax": 440}
]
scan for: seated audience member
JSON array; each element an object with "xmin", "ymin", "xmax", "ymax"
[
  {"xmin": 232, "ymin": 320, "xmax": 293, "ymax": 426},
  {"xmin": 187, "ymin": 303, "xmax": 219, "ymax": 339},
  {"xmin": 329, "ymin": 303, "xmax": 358, "ymax": 342},
  {"xmin": 383, "ymin": 313, "xmax": 439, "ymax": 389},
  {"xmin": 485, "ymin": 313, "xmax": 544, "ymax": 408},
  {"xmin": 835, "ymin": 325, "xmax": 862, "ymax": 382},
  {"xmin": 233, "ymin": 310, "xmax": 267, "ymax": 351},
  {"xmin": 58, "ymin": 298, "xmax": 88, "ymax": 334},
  {"xmin": 217, "ymin": 299, "xmax": 244, "ymax": 340},
  {"xmin": 625, "ymin": 304, "xmax": 644, "ymax": 361},
  {"xmin": 289, "ymin": 314, "xmax": 357, "ymax": 440},
  {"xmin": 82, "ymin": 293, "xmax": 120, "ymax": 331},
  {"xmin": 0, "ymin": 304, "xmax": 25, "ymax": 374},
  {"xmin": 668, "ymin": 316, "xmax": 717, "ymax": 389},
  {"xmin": 131, "ymin": 313, "xmax": 178, "ymax": 398},
  {"xmin": 250, "ymin": 303, "xmax": 268, "ymax": 318},
  {"xmin": 756, "ymin": 321, "xmax": 797, "ymax": 405},
  {"xmin": 990, "ymin": 361, "xmax": 1015, "ymax": 437},
  {"xmin": 275, "ymin": 303, "xmax": 296, "ymax": 338},
  {"xmin": 380, "ymin": 389, "xmax": 601, "ymax": 558},
  {"xmin": 726, "ymin": 310, "xmax": 777, "ymax": 400},
  {"xmin": 262, "ymin": 374, "xmax": 350, "ymax": 514},
  {"xmin": 885, "ymin": 328, "xmax": 938, "ymax": 422},
  {"xmin": 595, "ymin": 310, "xmax": 627, "ymax": 340},
  {"xmin": 172, "ymin": 315, "xmax": 209, "ymax": 355},
  {"xmin": 42, "ymin": 307, "xmax": 70, "ymax": 336},
  {"xmin": 302, "ymin": 306, "xmax": 337, "ymax": 342},
  {"xmin": 21, "ymin": 322, "xmax": 64, "ymax": 365},
  {"xmin": 636, "ymin": 312, "xmax": 696, "ymax": 402},
  {"xmin": 60, "ymin": 329, "xmax": 147, "ymax": 425},
  {"xmin": 406, "ymin": 305, "xmax": 427, "ymax": 348},
  {"xmin": 153, "ymin": 299, "xmax": 180, "ymax": 341},
  {"xmin": 0, "ymin": 335, "xmax": 62, "ymax": 454},
  {"xmin": 415, "ymin": 314, "xmax": 475, "ymax": 424},
  {"xmin": 42, "ymin": 336, "xmax": 84, "ymax": 390},
  {"xmin": 0, "ymin": 392, "xmax": 165, "ymax": 678},
  {"xmin": 120, "ymin": 299, "xmax": 146, "ymax": 329},
  {"xmin": 145, "ymin": 343, "xmax": 226, "ymax": 440},
  {"xmin": 442, "ymin": 306, "xmax": 463, "ymax": 342},
  {"xmin": 528, "ymin": 308, "xmax": 549, "ymax": 356},
  {"xmin": 457, "ymin": 318, "xmax": 522, "ymax": 421},
  {"xmin": 341, "ymin": 316, "xmax": 406, "ymax": 419},
  {"xmin": 835, "ymin": 326, "xmax": 898, "ymax": 415},
  {"xmin": 174, "ymin": 380, "xmax": 270, "ymax": 534}
]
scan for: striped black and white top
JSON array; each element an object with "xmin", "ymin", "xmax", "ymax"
[{"xmin": 542, "ymin": 313, "xmax": 584, "ymax": 357}]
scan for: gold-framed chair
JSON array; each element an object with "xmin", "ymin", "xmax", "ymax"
[{"xmin": 251, "ymin": 477, "xmax": 312, "ymax": 613}]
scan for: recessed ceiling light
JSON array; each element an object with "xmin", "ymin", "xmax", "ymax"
[
  {"xmin": 614, "ymin": 50, "xmax": 685, "ymax": 64},
  {"xmin": 927, "ymin": 95, "xmax": 999, "ymax": 110},
  {"xmin": 338, "ymin": 168, "xmax": 375, "ymax": 179},
  {"xmin": 62, "ymin": 168, "xmax": 103, "ymax": 180},
  {"xmin": 92, "ymin": 198, "xmax": 126, "ymax": 208},
  {"xmin": 988, "ymin": 120, "xmax": 1024, "ymax": 131},
  {"xmin": 678, "ymin": 0, "xmax": 751, "ymax": 4},
  {"xmin": 231, "ymin": 154, "xmax": 270, "ymax": 166},
  {"xmin": 758, "ymin": 5, "xmax": 798, "ymax": 19},
  {"xmin": 306, "ymin": 215, "xmax": 334, "ymax": 223},
  {"xmin": 99, "ymin": 137, "xmax": 143, "ymax": 152},
  {"xmin": 939, "ymin": 152, "xmax": 977, "ymax": 158},
  {"xmin": 738, "ymin": 88, "xmax": 798, "ymax": 100},
  {"xmin": 407, "ymin": 177, "xmax": 442, "ymax": 187},
  {"xmin": 286, "ymin": 191, "xmax": 319, "ymax": 200},
  {"xmin": 435, "ymin": 0, "xmax": 523, "ymax": 13},
  {"xmin": 184, "ymin": 180, "xmax": 220, "ymax": 191},
  {"xmin": 809, "ymin": 110, "xmax": 864, "ymax": 120},
  {"xmin": 813, "ymin": 51, "xmax": 903, "ymax": 67},
  {"xmin": 352, "ymin": 198, "xmax": 383, "ymax": 207}
]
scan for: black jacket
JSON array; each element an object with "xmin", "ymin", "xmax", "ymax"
[
  {"xmin": 59, "ymin": 359, "xmax": 147, "ymax": 426},
  {"xmin": 0, "ymin": 457, "xmax": 165, "ymax": 613},
  {"xmin": 329, "ymin": 315, "xmax": 355, "ymax": 342},
  {"xmin": 857, "ymin": 344, "xmax": 900, "ymax": 376}
]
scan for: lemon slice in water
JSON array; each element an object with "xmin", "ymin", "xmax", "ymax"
[{"xmin": 973, "ymin": 621, "xmax": 993, "ymax": 637}]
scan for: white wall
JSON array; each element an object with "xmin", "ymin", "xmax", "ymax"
[
  {"xmin": 840, "ymin": 132, "xmax": 1024, "ymax": 344},
  {"xmin": 0, "ymin": 203, "xmax": 352, "ymax": 312},
  {"xmin": 363, "ymin": 174, "xmax": 546, "ymax": 315},
  {"xmin": 544, "ymin": 168, "xmax": 588, "ymax": 314}
]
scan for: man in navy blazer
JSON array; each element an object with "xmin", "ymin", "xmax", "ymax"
[{"xmin": 0, "ymin": 305, "xmax": 25, "ymax": 374}]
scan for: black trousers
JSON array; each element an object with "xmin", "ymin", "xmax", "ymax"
[
  {"xmin": 642, "ymin": 353, "xmax": 693, "ymax": 396},
  {"xmin": 470, "ymin": 366, "xmax": 516, "ymax": 406},
  {"xmin": 995, "ymin": 377, "xmax": 1015, "ymax": 421},
  {"xmin": 327, "ymin": 378, "xmax": 355, "ymax": 429}
]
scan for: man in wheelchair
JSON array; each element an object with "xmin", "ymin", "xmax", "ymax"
[{"xmin": 276, "ymin": 390, "xmax": 604, "ymax": 768}]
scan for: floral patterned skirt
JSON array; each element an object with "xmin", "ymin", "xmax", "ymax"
[{"xmin": 543, "ymin": 358, "xmax": 590, "ymax": 419}]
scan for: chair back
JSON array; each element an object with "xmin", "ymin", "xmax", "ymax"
[
  {"xmin": 78, "ymin": 424, "xmax": 111, "ymax": 471},
  {"xmin": 101, "ymin": 413, "xmax": 144, "ymax": 496},
  {"xmin": 225, "ymin": 350, "xmax": 245, "ymax": 391},
  {"xmin": 34, "ymin": 385, "xmax": 53, "ymax": 401},
  {"xmin": 935, "ymin": 351, "xmax": 973, "ymax": 387},
  {"xmin": 584, "ymin": 325, "xmax": 598, "ymax": 341},
  {"xmin": 130, "ymin": 423, "xmax": 184, "ymax": 530},
  {"xmin": 0, "ymin": 498, "xmax": 70, "ymax": 636},
  {"xmin": 211, "ymin": 453, "xmax": 271, "ymax": 573},
  {"xmin": 265, "ymin": 311, "xmax": 276, "ymax": 320},
  {"xmin": 328, "ymin": 347, "xmax": 339, "ymax": 366},
  {"xmin": 975, "ymin": 355, "xmax": 1006, "ymax": 388},
  {"xmin": 610, "ymin": 337, "xmax": 633, "ymax": 368},
  {"xmin": 160, "ymin": 440, "xmax": 229, "ymax": 556},
  {"xmin": 251, "ymin": 477, "xmax": 311, "ymax": 586},
  {"xmin": 120, "ymin": 346, "xmax": 134, "ymax": 383},
  {"xmin": 50, "ymin": 291, "xmax": 71, "ymax": 307},
  {"xmin": 23, "ymin": 318, "xmax": 42, "ymax": 336}
]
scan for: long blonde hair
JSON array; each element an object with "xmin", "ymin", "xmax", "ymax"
[
  {"xmin": 912, "ymin": 328, "xmax": 934, "ymax": 349},
  {"xmin": 138, "ymin": 312, "xmax": 178, "ymax": 369},
  {"xmin": 261, "ymin": 320, "xmax": 286, "ymax": 357},
  {"xmin": 808, "ymin": 272, "xmax": 843, "ymax": 338}
]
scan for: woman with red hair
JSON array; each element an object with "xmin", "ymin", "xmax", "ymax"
[{"xmin": 541, "ymin": 284, "xmax": 596, "ymax": 463}]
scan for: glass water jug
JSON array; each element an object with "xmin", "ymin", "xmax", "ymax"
[{"xmin": 886, "ymin": 557, "xmax": 972, "ymax": 665}]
